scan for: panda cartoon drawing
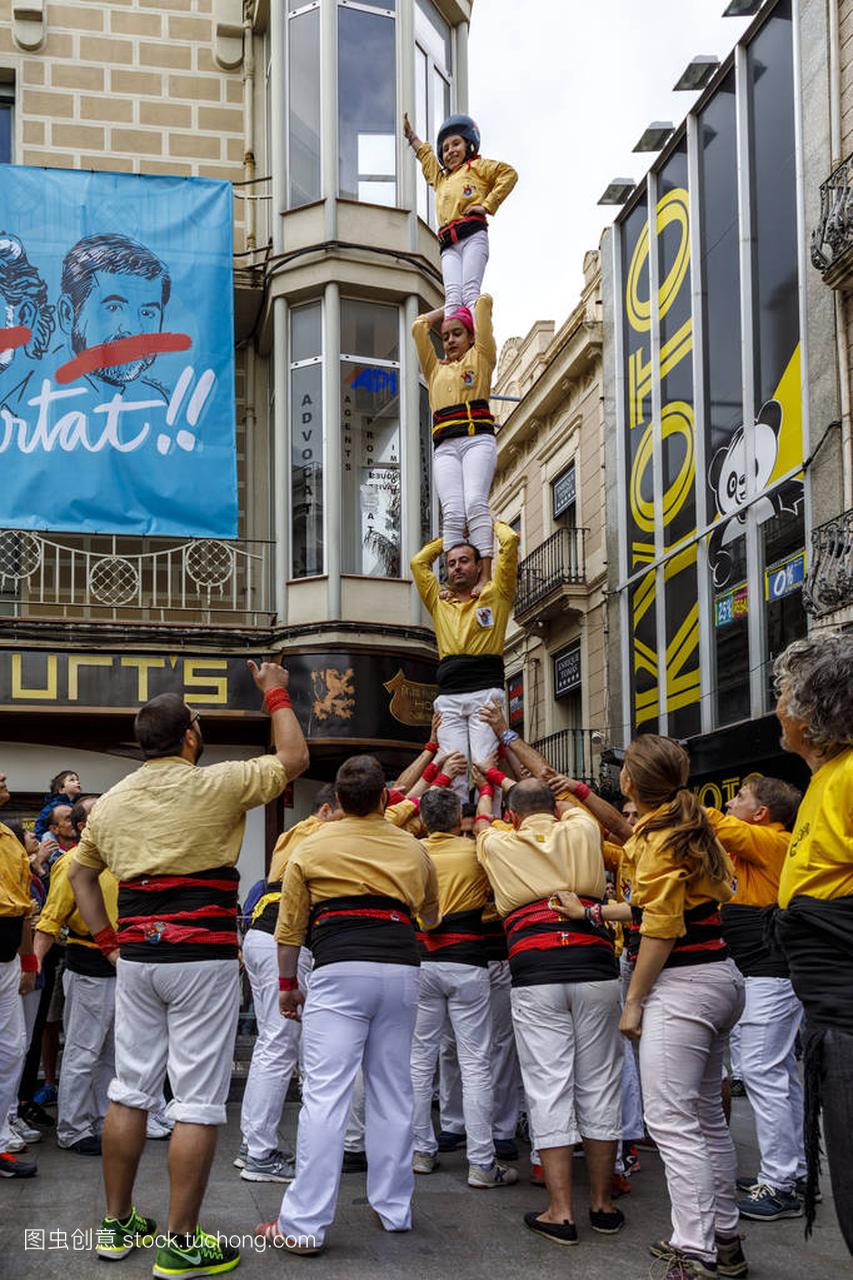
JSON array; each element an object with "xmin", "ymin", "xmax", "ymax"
[{"xmin": 707, "ymin": 399, "xmax": 803, "ymax": 589}]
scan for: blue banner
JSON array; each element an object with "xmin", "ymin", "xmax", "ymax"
[{"xmin": 0, "ymin": 166, "xmax": 237, "ymax": 537}]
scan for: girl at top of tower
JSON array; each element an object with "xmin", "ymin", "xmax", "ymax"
[
  {"xmin": 412, "ymin": 294, "xmax": 497, "ymax": 595},
  {"xmin": 403, "ymin": 112, "xmax": 517, "ymax": 318}
]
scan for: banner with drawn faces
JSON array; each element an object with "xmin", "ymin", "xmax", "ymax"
[{"xmin": 0, "ymin": 166, "xmax": 237, "ymax": 538}]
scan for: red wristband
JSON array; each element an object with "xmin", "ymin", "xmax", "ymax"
[
  {"xmin": 279, "ymin": 976, "xmax": 299, "ymax": 991},
  {"xmin": 264, "ymin": 688, "xmax": 292, "ymax": 713},
  {"xmin": 424, "ymin": 741, "xmax": 438, "ymax": 754},
  {"xmin": 422, "ymin": 763, "xmax": 439, "ymax": 785},
  {"xmin": 433, "ymin": 773, "xmax": 451, "ymax": 788},
  {"xmin": 574, "ymin": 782, "xmax": 591, "ymax": 802},
  {"xmin": 485, "ymin": 767, "xmax": 507, "ymax": 787},
  {"xmin": 387, "ymin": 789, "xmax": 405, "ymax": 805},
  {"xmin": 497, "ymin": 742, "xmax": 508, "ymax": 758},
  {"xmin": 93, "ymin": 926, "xmax": 118, "ymax": 957},
  {"xmin": 479, "ymin": 782, "xmax": 494, "ymax": 798},
  {"xmin": 20, "ymin": 953, "xmax": 37, "ymax": 973}
]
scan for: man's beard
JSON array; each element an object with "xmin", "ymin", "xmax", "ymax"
[{"xmin": 71, "ymin": 319, "xmax": 155, "ymax": 386}]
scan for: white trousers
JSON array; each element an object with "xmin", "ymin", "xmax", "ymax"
[
  {"xmin": 433, "ymin": 433, "xmax": 497, "ymax": 558},
  {"xmin": 435, "ymin": 687, "xmax": 503, "ymax": 800},
  {"xmin": 57, "ymin": 970, "xmax": 115, "ymax": 1147},
  {"xmin": 739, "ymin": 975, "xmax": 806, "ymax": 1190},
  {"xmin": 279, "ymin": 961, "xmax": 420, "ymax": 1247},
  {"xmin": 0, "ymin": 957, "xmax": 26, "ymax": 1151},
  {"xmin": 241, "ymin": 930, "xmax": 304, "ymax": 1160},
  {"xmin": 441, "ymin": 230, "xmax": 489, "ymax": 314},
  {"xmin": 511, "ymin": 979, "xmax": 622, "ymax": 1148},
  {"xmin": 411, "ymin": 962, "xmax": 494, "ymax": 1167},
  {"xmin": 619, "ymin": 955, "xmax": 645, "ymax": 1142},
  {"xmin": 729, "ymin": 1020, "xmax": 742, "ymax": 1077},
  {"xmin": 110, "ymin": 957, "xmax": 239, "ymax": 1126},
  {"xmin": 440, "ymin": 958, "xmax": 521, "ymax": 1141},
  {"xmin": 640, "ymin": 959, "xmax": 745, "ymax": 1263}
]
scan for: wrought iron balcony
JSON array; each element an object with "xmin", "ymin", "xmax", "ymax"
[
  {"xmin": 0, "ymin": 529, "xmax": 274, "ymax": 628},
  {"xmin": 531, "ymin": 728, "xmax": 600, "ymax": 789},
  {"xmin": 811, "ymin": 155, "xmax": 853, "ymax": 286},
  {"xmin": 515, "ymin": 526, "xmax": 587, "ymax": 621},
  {"xmin": 802, "ymin": 508, "xmax": 853, "ymax": 617}
]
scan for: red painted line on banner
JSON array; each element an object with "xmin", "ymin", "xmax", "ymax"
[
  {"xmin": 0, "ymin": 326, "xmax": 32, "ymax": 351},
  {"xmin": 54, "ymin": 332, "xmax": 192, "ymax": 385}
]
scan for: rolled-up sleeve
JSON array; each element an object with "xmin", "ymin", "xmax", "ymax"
[
  {"xmin": 72, "ymin": 821, "xmax": 107, "ymax": 874},
  {"xmin": 275, "ymin": 855, "xmax": 311, "ymax": 946},
  {"xmin": 633, "ymin": 852, "xmax": 689, "ymax": 939}
]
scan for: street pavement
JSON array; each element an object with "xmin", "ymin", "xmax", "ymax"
[{"xmin": 1, "ymin": 1096, "xmax": 846, "ymax": 1279}]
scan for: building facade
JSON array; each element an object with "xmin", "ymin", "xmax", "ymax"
[
  {"xmin": 490, "ymin": 250, "xmax": 609, "ymax": 786},
  {"xmin": 0, "ymin": 0, "xmax": 473, "ymax": 883}
]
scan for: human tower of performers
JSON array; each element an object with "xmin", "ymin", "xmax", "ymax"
[{"xmin": 1, "ymin": 113, "xmax": 852, "ymax": 1280}]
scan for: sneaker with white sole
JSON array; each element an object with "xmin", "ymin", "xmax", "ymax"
[
  {"xmin": 737, "ymin": 1183, "xmax": 802, "ymax": 1221},
  {"xmin": 146, "ymin": 1115, "xmax": 173, "ymax": 1140},
  {"xmin": 4, "ymin": 1130, "xmax": 27, "ymax": 1153},
  {"xmin": 413, "ymin": 1151, "xmax": 439, "ymax": 1175},
  {"xmin": 233, "ymin": 1140, "xmax": 248, "ymax": 1170},
  {"xmin": 239, "ymin": 1150, "xmax": 295, "ymax": 1183},
  {"xmin": 11, "ymin": 1116, "xmax": 42, "ymax": 1143},
  {"xmin": 467, "ymin": 1162, "xmax": 518, "ymax": 1189},
  {"xmin": 95, "ymin": 1207, "xmax": 157, "ymax": 1261}
]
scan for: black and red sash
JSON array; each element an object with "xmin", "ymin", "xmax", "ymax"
[
  {"xmin": 437, "ymin": 211, "xmax": 488, "ymax": 252},
  {"xmin": 664, "ymin": 900, "xmax": 729, "ymax": 968},
  {"xmin": 503, "ymin": 896, "xmax": 618, "ymax": 988},
  {"xmin": 307, "ymin": 893, "xmax": 418, "ymax": 969},
  {"xmin": 117, "ymin": 865, "xmax": 239, "ymax": 964},
  {"xmin": 250, "ymin": 880, "xmax": 282, "ymax": 937},
  {"xmin": 417, "ymin": 908, "xmax": 486, "ymax": 967},
  {"xmin": 432, "ymin": 399, "xmax": 495, "ymax": 448},
  {"xmin": 66, "ymin": 926, "xmax": 115, "ymax": 978}
]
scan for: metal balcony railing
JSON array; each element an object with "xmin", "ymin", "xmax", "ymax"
[
  {"xmin": 802, "ymin": 508, "xmax": 853, "ymax": 617},
  {"xmin": 515, "ymin": 527, "xmax": 587, "ymax": 615},
  {"xmin": 811, "ymin": 155, "xmax": 853, "ymax": 282},
  {"xmin": 531, "ymin": 728, "xmax": 600, "ymax": 789},
  {"xmin": 0, "ymin": 529, "xmax": 274, "ymax": 627}
]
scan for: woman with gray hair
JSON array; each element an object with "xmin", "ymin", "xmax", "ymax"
[{"xmin": 770, "ymin": 631, "xmax": 853, "ymax": 1254}]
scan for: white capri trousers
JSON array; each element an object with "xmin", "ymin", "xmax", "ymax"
[
  {"xmin": 0, "ymin": 957, "xmax": 27, "ymax": 1151},
  {"xmin": 57, "ymin": 970, "xmax": 115, "ymax": 1147},
  {"xmin": 440, "ymin": 958, "xmax": 522, "ymax": 1142},
  {"xmin": 441, "ymin": 229, "xmax": 489, "ymax": 314},
  {"xmin": 738, "ymin": 974, "xmax": 805, "ymax": 1191},
  {"xmin": 410, "ymin": 961, "xmax": 494, "ymax": 1168},
  {"xmin": 640, "ymin": 958, "xmax": 745, "ymax": 1264},
  {"xmin": 435, "ymin": 687, "xmax": 503, "ymax": 800},
  {"xmin": 109, "ymin": 957, "xmax": 239, "ymax": 1126},
  {"xmin": 510, "ymin": 979, "xmax": 622, "ymax": 1148},
  {"xmin": 434, "ymin": 433, "xmax": 497, "ymax": 559},
  {"xmin": 279, "ymin": 961, "xmax": 420, "ymax": 1248}
]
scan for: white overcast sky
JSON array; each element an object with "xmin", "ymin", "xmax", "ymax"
[{"xmin": 468, "ymin": 1, "xmax": 753, "ymax": 349}]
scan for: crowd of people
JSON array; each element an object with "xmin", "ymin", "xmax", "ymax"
[{"xmin": 0, "ymin": 110, "xmax": 851, "ymax": 1280}]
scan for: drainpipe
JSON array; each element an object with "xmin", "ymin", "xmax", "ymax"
[
  {"xmin": 829, "ymin": 1, "xmax": 853, "ymax": 505},
  {"xmin": 243, "ymin": 2, "xmax": 256, "ymax": 252}
]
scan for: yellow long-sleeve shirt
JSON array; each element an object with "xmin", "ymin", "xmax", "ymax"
[
  {"xmin": 411, "ymin": 520, "xmax": 519, "ymax": 663},
  {"xmin": 476, "ymin": 809, "xmax": 605, "ymax": 920},
  {"xmin": 0, "ymin": 822, "xmax": 32, "ymax": 919},
  {"xmin": 37, "ymin": 850, "xmax": 119, "ymax": 940},
  {"xmin": 413, "ymin": 294, "xmax": 496, "ymax": 413},
  {"xmin": 415, "ymin": 145, "xmax": 518, "ymax": 228},
  {"xmin": 778, "ymin": 748, "xmax": 853, "ymax": 908},
  {"xmin": 275, "ymin": 814, "xmax": 440, "ymax": 947},
  {"xmin": 626, "ymin": 809, "xmax": 734, "ymax": 940},
  {"xmin": 704, "ymin": 810, "xmax": 790, "ymax": 907},
  {"xmin": 421, "ymin": 831, "xmax": 491, "ymax": 918}
]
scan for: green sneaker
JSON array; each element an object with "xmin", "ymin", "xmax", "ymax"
[
  {"xmin": 96, "ymin": 1207, "xmax": 157, "ymax": 1260},
  {"xmin": 152, "ymin": 1227, "xmax": 240, "ymax": 1277}
]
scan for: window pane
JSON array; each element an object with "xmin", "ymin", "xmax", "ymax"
[
  {"xmin": 341, "ymin": 359, "xmax": 401, "ymax": 576},
  {"xmin": 344, "ymin": 0, "xmax": 396, "ymax": 8},
  {"xmin": 291, "ymin": 361, "xmax": 324, "ymax": 578},
  {"xmin": 416, "ymin": 0, "xmax": 450, "ymax": 68},
  {"xmin": 432, "ymin": 67, "xmax": 450, "ymax": 147},
  {"xmin": 419, "ymin": 383, "xmax": 433, "ymax": 545},
  {"xmin": 291, "ymin": 302, "xmax": 322, "ymax": 362},
  {"xmin": 338, "ymin": 6, "xmax": 396, "ymax": 204},
  {"xmin": 0, "ymin": 104, "xmax": 10, "ymax": 164},
  {"xmin": 340, "ymin": 299, "xmax": 399, "ymax": 361},
  {"xmin": 288, "ymin": 8, "xmax": 321, "ymax": 207},
  {"xmin": 415, "ymin": 46, "xmax": 429, "ymax": 223}
]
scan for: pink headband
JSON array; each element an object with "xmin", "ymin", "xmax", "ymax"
[{"xmin": 444, "ymin": 306, "xmax": 474, "ymax": 335}]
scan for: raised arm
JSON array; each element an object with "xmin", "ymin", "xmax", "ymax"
[
  {"xmin": 412, "ymin": 311, "xmax": 440, "ymax": 384},
  {"xmin": 410, "ymin": 536, "xmax": 444, "ymax": 612},
  {"xmin": 545, "ymin": 771, "xmax": 633, "ymax": 845},
  {"xmin": 248, "ymin": 660, "xmax": 310, "ymax": 781},
  {"xmin": 473, "ymin": 293, "xmax": 497, "ymax": 368},
  {"xmin": 492, "ymin": 519, "xmax": 520, "ymax": 602}
]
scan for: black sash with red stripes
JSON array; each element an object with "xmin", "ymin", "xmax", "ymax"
[
  {"xmin": 431, "ymin": 399, "xmax": 495, "ymax": 448},
  {"xmin": 308, "ymin": 893, "xmax": 418, "ymax": 969},
  {"xmin": 117, "ymin": 866, "xmax": 239, "ymax": 963},
  {"xmin": 503, "ymin": 896, "xmax": 618, "ymax": 987},
  {"xmin": 664, "ymin": 900, "xmax": 729, "ymax": 968},
  {"xmin": 417, "ymin": 908, "xmax": 486, "ymax": 967},
  {"xmin": 437, "ymin": 211, "xmax": 488, "ymax": 252}
]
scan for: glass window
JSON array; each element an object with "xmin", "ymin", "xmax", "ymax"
[
  {"xmin": 0, "ymin": 92, "xmax": 11, "ymax": 165},
  {"xmin": 338, "ymin": 4, "xmax": 396, "ymax": 206},
  {"xmin": 288, "ymin": 6, "xmax": 321, "ymax": 208},
  {"xmin": 761, "ymin": 503, "xmax": 806, "ymax": 706},
  {"xmin": 419, "ymin": 383, "xmax": 434, "ymax": 547},
  {"xmin": 290, "ymin": 303, "xmax": 324, "ymax": 579},
  {"xmin": 415, "ymin": 0, "xmax": 452, "ymax": 228},
  {"xmin": 340, "ymin": 300, "xmax": 402, "ymax": 576}
]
